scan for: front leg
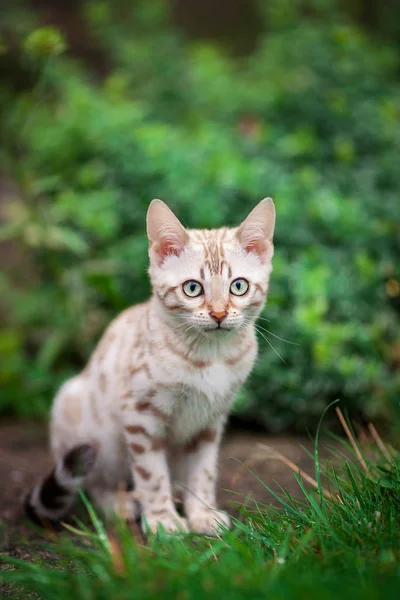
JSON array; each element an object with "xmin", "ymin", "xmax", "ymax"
[
  {"xmin": 122, "ymin": 394, "xmax": 188, "ymax": 534},
  {"xmin": 183, "ymin": 417, "xmax": 231, "ymax": 535}
]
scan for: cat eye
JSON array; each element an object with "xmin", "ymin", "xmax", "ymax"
[
  {"xmin": 230, "ymin": 278, "xmax": 249, "ymax": 296},
  {"xmin": 182, "ymin": 280, "xmax": 204, "ymax": 298}
]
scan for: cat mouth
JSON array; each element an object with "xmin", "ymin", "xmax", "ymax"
[{"xmin": 204, "ymin": 325, "xmax": 233, "ymax": 333}]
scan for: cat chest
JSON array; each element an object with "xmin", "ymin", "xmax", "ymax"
[{"xmin": 168, "ymin": 363, "xmax": 238, "ymax": 442}]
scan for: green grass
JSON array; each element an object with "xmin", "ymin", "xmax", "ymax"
[{"xmin": 1, "ymin": 415, "xmax": 400, "ymax": 599}]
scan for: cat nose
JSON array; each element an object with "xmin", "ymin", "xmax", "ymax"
[{"xmin": 209, "ymin": 310, "xmax": 228, "ymax": 324}]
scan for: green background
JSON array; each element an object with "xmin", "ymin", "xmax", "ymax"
[{"xmin": 0, "ymin": 0, "xmax": 399, "ymax": 432}]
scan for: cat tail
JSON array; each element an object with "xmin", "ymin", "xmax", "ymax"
[{"xmin": 25, "ymin": 444, "xmax": 97, "ymax": 528}]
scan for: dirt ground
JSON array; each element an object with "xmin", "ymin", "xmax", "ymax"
[{"xmin": 0, "ymin": 420, "xmax": 329, "ymax": 559}]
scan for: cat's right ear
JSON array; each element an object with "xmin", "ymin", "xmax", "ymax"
[{"xmin": 146, "ymin": 199, "xmax": 189, "ymax": 266}]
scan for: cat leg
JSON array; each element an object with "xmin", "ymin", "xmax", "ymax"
[
  {"xmin": 169, "ymin": 449, "xmax": 188, "ymax": 509},
  {"xmin": 183, "ymin": 419, "xmax": 231, "ymax": 535},
  {"xmin": 122, "ymin": 395, "xmax": 188, "ymax": 534},
  {"xmin": 51, "ymin": 376, "xmax": 138, "ymax": 522}
]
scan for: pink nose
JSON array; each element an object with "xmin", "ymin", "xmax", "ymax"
[{"xmin": 209, "ymin": 310, "xmax": 227, "ymax": 324}]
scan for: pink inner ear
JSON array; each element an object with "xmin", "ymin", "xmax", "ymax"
[
  {"xmin": 244, "ymin": 238, "xmax": 269, "ymax": 261},
  {"xmin": 155, "ymin": 238, "xmax": 184, "ymax": 265}
]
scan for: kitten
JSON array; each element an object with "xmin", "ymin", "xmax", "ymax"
[{"xmin": 26, "ymin": 198, "xmax": 276, "ymax": 535}]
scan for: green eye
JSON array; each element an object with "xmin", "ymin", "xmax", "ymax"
[
  {"xmin": 230, "ymin": 278, "xmax": 249, "ymax": 296},
  {"xmin": 183, "ymin": 280, "xmax": 203, "ymax": 298}
]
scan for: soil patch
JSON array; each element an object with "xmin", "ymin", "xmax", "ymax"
[{"xmin": 0, "ymin": 420, "xmax": 334, "ymax": 561}]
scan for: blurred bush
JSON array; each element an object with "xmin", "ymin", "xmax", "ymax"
[{"xmin": 0, "ymin": 0, "xmax": 399, "ymax": 430}]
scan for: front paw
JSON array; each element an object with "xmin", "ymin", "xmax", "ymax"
[
  {"xmin": 188, "ymin": 508, "xmax": 231, "ymax": 536},
  {"xmin": 142, "ymin": 509, "xmax": 188, "ymax": 535}
]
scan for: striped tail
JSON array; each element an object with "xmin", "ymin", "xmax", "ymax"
[{"xmin": 25, "ymin": 444, "xmax": 97, "ymax": 528}]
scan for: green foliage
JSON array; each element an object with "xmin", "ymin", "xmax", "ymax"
[
  {"xmin": 23, "ymin": 27, "xmax": 67, "ymax": 59},
  {"xmin": 0, "ymin": 0, "xmax": 399, "ymax": 429},
  {"xmin": 1, "ymin": 435, "xmax": 400, "ymax": 599}
]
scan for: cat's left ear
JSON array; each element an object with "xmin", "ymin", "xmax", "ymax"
[
  {"xmin": 237, "ymin": 198, "xmax": 275, "ymax": 262},
  {"xmin": 147, "ymin": 199, "xmax": 189, "ymax": 266}
]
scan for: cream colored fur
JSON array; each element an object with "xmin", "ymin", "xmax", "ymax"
[{"xmin": 49, "ymin": 198, "xmax": 276, "ymax": 534}]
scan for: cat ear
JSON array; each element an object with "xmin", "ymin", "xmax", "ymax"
[
  {"xmin": 147, "ymin": 199, "xmax": 189, "ymax": 266},
  {"xmin": 237, "ymin": 198, "xmax": 275, "ymax": 261}
]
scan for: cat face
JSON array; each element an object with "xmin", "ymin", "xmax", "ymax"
[{"xmin": 147, "ymin": 199, "xmax": 275, "ymax": 335}]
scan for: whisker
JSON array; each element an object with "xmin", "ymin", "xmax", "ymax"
[
  {"xmin": 170, "ymin": 322, "xmax": 198, "ymax": 339},
  {"xmin": 255, "ymin": 323, "xmax": 298, "ymax": 346},
  {"xmin": 255, "ymin": 326, "xmax": 287, "ymax": 365},
  {"xmin": 171, "ymin": 322, "xmax": 190, "ymax": 331},
  {"xmin": 170, "ymin": 319, "xmax": 193, "ymax": 332}
]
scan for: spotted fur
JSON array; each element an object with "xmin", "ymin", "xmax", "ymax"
[
  {"xmin": 25, "ymin": 444, "xmax": 97, "ymax": 528},
  {"xmin": 26, "ymin": 198, "xmax": 275, "ymax": 535}
]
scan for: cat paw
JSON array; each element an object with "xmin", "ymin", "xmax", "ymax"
[
  {"xmin": 142, "ymin": 510, "xmax": 189, "ymax": 535},
  {"xmin": 188, "ymin": 508, "xmax": 231, "ymax": 536}
]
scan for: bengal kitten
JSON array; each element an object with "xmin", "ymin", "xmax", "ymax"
[{"xmin": 26, "ymin": 198, "xmax": 276, "ymax": 535}]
